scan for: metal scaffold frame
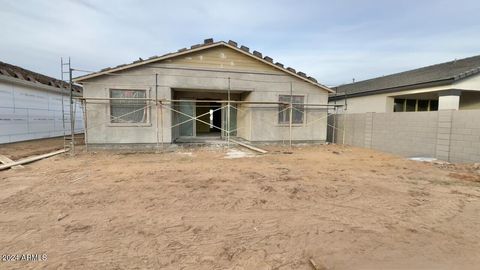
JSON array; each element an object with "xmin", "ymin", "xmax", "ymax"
[
  {"xmin": 60, "ymin": 59, "xmax": 87, "ymax": 155},
  {"xmin": 75, "ymin": 95, "xmax": 343, "ymax": 153},
  {"xmin": 69, "ymin": 70, "xmax": 346, "ymax": 155}
]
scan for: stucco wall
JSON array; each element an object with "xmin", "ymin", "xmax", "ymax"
[
  {"xmin": 332, "ymin": 94, "xmax": 392, "ymax": 114},
  {"xmin": 454, "ymin": 73, "xmax": 480, "ymax": 90},
  {"xmin": 80, "ymin": 48, "xmax": 329, "ymax": 144},
  {"xmin": 331, "ymin": 84, "xmax": 453, "ymax": 114},
  {"xmin": 82, "ymin": 72, "xmax": 162, "ymax": 144},
  {"xmin": 244, "ymin": 82, "xmax": 328, "ymax": 142},
  {"xmin": 331, "ymin": 74, "xmax": 480, "ymax": 114}
]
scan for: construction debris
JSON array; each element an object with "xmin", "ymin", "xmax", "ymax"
[
  {"xmin": 230, "ymin": 139, "xmax": 268, "ymax": 154},
  {"xmin": 224, "ymin": 149, "xmax": 255, "ymax": 159},
  {"xmin": 0, "ymin": 155, "xmax": 24, "ymax": 169},
  {"xmin": 0, "ymin": 149, "xmax": 68, "ymax": 171}
]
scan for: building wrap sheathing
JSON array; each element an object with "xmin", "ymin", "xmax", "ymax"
[{"xmin": 0, "ymin": 62, "xmax": 83, "ymax": 144}]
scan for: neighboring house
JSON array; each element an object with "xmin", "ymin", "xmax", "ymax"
[
  {"xmin": 0, "ymin": 61, "xmax": 83, "ymax": 144},
  {"xmin": 74, "ymin": 39, "xmax": 333, "ymax": 146},
  {"xmin": 329, "ymin": 55, "xmax": 480, "ymax": 113}
]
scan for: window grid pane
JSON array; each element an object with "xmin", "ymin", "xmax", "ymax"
[
  {"xmin": 394, "ymin": 98, "xmax": 405, "ymax": 112},
  {"xmin": 417, "ymin": 100, "xmax": 429, "ymax": 111},
  {"xmin": 405, "ymin": 99, "xmax": 417, "ymax": 112}
]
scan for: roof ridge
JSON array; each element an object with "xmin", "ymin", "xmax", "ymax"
[
  {"xmin": 75, "ymin": 38, "xmax": 329, "ymax": 90},
  {"xmin": 337, "ymin": 54, "xmax": 480, "ymax": 88},
  {"xmin": 454, "ymin": 66, "xmax": 480, "ymax": 80}
]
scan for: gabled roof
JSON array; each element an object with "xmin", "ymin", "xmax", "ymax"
[
  {"xmin": 74, "ymin": 39, "xmax": 333, "ymax": 93},
  {"xmin": 332, "ymin": 54, "xmax": 480, "ymax": 99},
  {"xmin": 0, "ymin": 61, "xmax": 82, "ymax": 93}
]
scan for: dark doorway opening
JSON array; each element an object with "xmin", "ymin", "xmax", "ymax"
[
  {"xmin": 196, "ymin": 102, "xmax": 221, "ymax": 137},
  {"xmin": 211, "ymin": 106, "xmax": 221, "ymax": 132}
]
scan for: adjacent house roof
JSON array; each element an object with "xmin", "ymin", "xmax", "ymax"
[
  {"xmin": 0, "ymin": 61, "xmax": 82, "ymax": 93},
  {"xmin": 74, "ymin": 38, "xmax": 333, "ymax": 93},
  {"xmin": 332, "ymin": 54, "xmax": 480, "ymax": 99}
]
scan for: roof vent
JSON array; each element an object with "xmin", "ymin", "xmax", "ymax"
[
  {"xmin": 263, "ymin": 56, "xmax": 273, "ymax": 63},
  {"xmin": 297, "ymin": 71, "xmax": 306, "ymax": 77},
  {"xmin": 275, "ymin": 62, "xmax": 284, "ymax": 68},
  {"xmin": 204, "ymin": 38, "xmax": 214, "ymax": 44},
  {"xmin": 191, "ymin": 44, "xmax": 202, "ymax": 49},
  {"xmin": 286, "ymin": 67, "xmax": 296, "ymax": 73}
]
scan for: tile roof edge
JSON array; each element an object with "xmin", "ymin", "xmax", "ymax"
[
  {"xmin": 0, "ymin": 61, "xmax": 82, "ymax": 93},
  {"xmin": 74, "ymin": 39, "xmax": 330, "ymax": 91},
  {"xmin": 330, "ymin": 78, "xmax": 454, "ymax": 98}
]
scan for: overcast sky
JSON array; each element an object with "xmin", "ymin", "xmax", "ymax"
[{"xmin": 1, "ymin": 0, "xmax": 480, "ymax": 86}]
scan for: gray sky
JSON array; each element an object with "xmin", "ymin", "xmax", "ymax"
[{"xmin": 1, "ymin": 0, "xmax": 480, "ymax": 86}]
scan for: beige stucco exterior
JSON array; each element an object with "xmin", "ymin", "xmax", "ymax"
[
  {"xmin": 77, "ymin": 45, "xmax": 331, "ymax": 145},
  {"xmin": 330, "ymin": 74, "xmax": 480, "ymax": 113}
]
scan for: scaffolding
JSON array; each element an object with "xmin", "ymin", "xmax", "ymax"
[
  {"xmin": 74, "ymin": 99, "xmax": 343, "ymax": 153},
  {"xmin": 68, "ymin": 71, "xmax": 346, "ymax": 155},
  {"xmin": 60, "ymin": 58, "xmax": 86, "ymax": 155}
]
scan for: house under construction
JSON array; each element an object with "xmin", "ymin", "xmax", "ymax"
[
  {"xmin": 73, "ymin": 39, "xmax": 336, "ymax": 147},
  {"xmin": 0, "ymin": 60, "xmax": 83, "ymax": 144}
]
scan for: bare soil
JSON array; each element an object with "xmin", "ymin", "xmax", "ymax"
[
  {"xmin": 0, "ymin": 135, "xmax": 83, "ymax": 160},
  {"xmin": 1, "ymin": 144, "xmax": 480, "ymax": 269}
]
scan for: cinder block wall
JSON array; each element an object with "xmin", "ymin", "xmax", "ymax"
[
  {"xmin": 331, "ymin": 113, "xmax": 366, "ymax": 146},
  {"xmin": 450, "ymin": 110, "xmax": 480, "ymax": 162},
  {"xmin": 371, "ymin": 112, "xmax": 438, "ymax": 157},
  {"xmin": 331, "ymin": 110, "xmax": 480, "ymax": 163}
]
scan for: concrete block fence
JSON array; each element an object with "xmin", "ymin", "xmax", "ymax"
[{"xmin": 329, "ymin": 110, "xmax": 480, "ymax": 163}]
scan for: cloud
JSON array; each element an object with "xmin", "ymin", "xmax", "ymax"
[
  {"xmin": 70, "ymin": 0, "xmax": 109, "ymax": 14},
  {"xmin": 0, "ymin": 0, "xmax": 479, "ymax": 85}
]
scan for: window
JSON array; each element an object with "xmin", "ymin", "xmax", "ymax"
[
  {"xmin": 110, "ymin": 89, "xmax": 147, "ymax": 123},
  {"xmin": 278, "ymin": 95, "xmax": 304, "ymax": 124},
  {"xmin": 417, "ymin": 100, "xmax": 429, "ymax": 111},
  {"xmin": 393, "ymin": 98, "xmax": 439, "ymax": 112},
  {"xmin": 394, "ymin": 99, "xmax": 405, "ymax": 112},
  {"xmin": 405, "ymin": 99, "xmax": 416, "ymax": 112}
]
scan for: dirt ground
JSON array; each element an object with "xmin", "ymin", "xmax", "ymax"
[
  {"xmin": 0, "ymin": 135, "xmax": 83, "ymax": 160},
  {"xmin": 1, "ymin": 144, "xmax": 480, "ymax": 270}
]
